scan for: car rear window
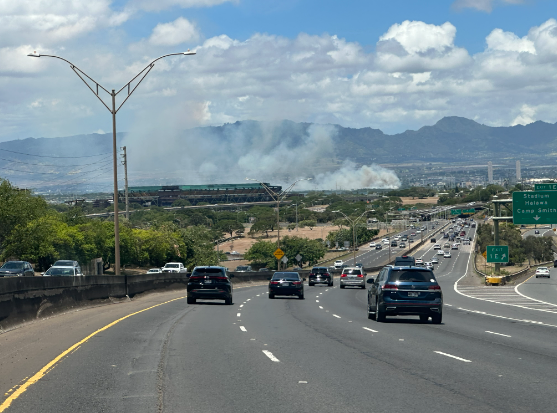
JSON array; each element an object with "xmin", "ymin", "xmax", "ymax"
[
  {"xmin": 388, "ymin": 270, "xmax": 436, "ymax": 283},
  {"xmin": 272, "ymin": 272, "xmax": 300, "ymax": 281},
  {"xmin": 312, "ymin": 267, "xmax": 328, "ymax": 273},
  {"xmin": 343, "ymin": 269, "xmax": 362, "ymax": 275},
  {"xmin": 192, "ymin": 268, "xmax": 226, "ymax": 277}
]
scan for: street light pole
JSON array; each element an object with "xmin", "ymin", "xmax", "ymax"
[
  {"xmin": 246, "ymin": 178, "xmax": 312, "ymax": 270},
  {"xmin": 332, "ymin": 210, "xmax": 370, "ymax": 266},
  {"xmin": 29, "ymin": 50, "xmax": 195, "ymax": 276}
]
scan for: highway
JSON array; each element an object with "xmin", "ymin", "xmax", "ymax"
[{"xmin": 4, "ymin": 221, "xmax": 557, "ymax": 412}]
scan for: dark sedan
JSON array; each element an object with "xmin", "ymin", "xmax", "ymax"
[
  {"xmin": 269, "ymin": 272, "xmax": 305, "ymax": 299},
  {"xmin": 0, "ymin": 261, "xmax": 34, "ymax": 277},
  {"xmin": 367, "ymin": 266, "xmax": 443, "ymax": 323},
  {"xmin": 308, "ymin": 267, "xmax": 333, "ymax": 286}
]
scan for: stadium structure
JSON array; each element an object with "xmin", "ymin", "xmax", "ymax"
[{"xmin": 123, "ymin": 183, "xmax": 285, "ymax": 206}]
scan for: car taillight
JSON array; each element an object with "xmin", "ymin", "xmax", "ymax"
[
  {"xmin": 341, "ymin": 274, "xmax": 347, "ymax": 277},
  {"xmin": 189, "ymin": 276, "xmax": 203, "ymax": 281},
  {"xmin": 324, "ymin": 273, "xmax": 330, "ymax": 276},
  {"xmin": 270, "ymin": 281, "xmax": 280, "ymax": 285},
  {"xmin": 383, "ymin": 283, "xmax": 398, "ymax": 290},
  {"xmin": 292, "ymin": 281, "xmax": 302, "ymax": 285},
  {"xmin": 309, "ymin": 273, "xmax": 315, "ymax": 276},
  {"xmin": 213, "ymin": 276, "xmax": 229, "ymax": 281},
  {"xmin": 428, "ymin": 285, "xmax": 441, "ymax": 290},
  {"xmin": 357, "ymin": 274, "xmax": 364, "ymax": 278}
]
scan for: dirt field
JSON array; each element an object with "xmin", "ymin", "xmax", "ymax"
[{"xmin": 400, "ymin": 197, "xmax": 439, "ymax": 205}]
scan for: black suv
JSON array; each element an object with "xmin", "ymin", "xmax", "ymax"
[
  {"xmin": 366, "ymin": 266, "xmax": 443, "ymax": 323},
  {"xmin": 187, "ymin": 266, "xmax": 234, "ymax": 305},
  {"xmin": 308, "ymin": 267, "xmax": 333, "ymax": 286},
  {"xmin": 394, "ymin": 255, "xmax": 415, "ymax": 266}
]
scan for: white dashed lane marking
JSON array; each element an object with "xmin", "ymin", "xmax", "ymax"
[
  {"xmin": 319, "ymin": 306, "xmax": 323, "ymax": 309},
  {"xmin": 333, "ymin": 314, "xmax": 341, "ymax": 318},
  {"xmin": 485, "ymin": 331, "xmax": 511, "ymax": 338},
  {"xmin": 362, "ymin": 327, "xmax": 378, "ymax": 333},
  {"xmin": 262, "ymin": 350, "xmax": 280, "ymax": 362},
  {"xmin": 237, "ymin": 313, "xmax": 241, "ymax": 317},
  {"xmin": 434, "ymin": 351, "xmax": 471, "ymax": 363},
  {"xmin": 240, "ymin": 326, "xmax": 247, "ymax": 332}
]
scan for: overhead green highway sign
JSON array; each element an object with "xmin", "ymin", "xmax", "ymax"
[
  {"xmin": 513, "ymin": 191, "xmax": 557, "ymax": 225},
  {"xmin": 534, "ymin": 183, "xmax": 557, "ymax": 191},
  {"xmin": 462, "ymin": 209, "xmax": 475, "ymax": 214},
  {"xmin": 398, "ymin": 208, "xmax": 405, "ymax": 211},
  {"xmin": 451, "ymin": 209, "xmax": 461, "ymax": 215},
  {"xmin": 486, "ymin": 245, "xmax": 509, "ymax": 263}
]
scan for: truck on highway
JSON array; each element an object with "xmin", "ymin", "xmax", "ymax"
[{"xmin": 162, "ymin": 262, "xmax": 188, "ymax": 273}]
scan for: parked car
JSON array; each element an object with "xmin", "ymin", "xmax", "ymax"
[
  {"xmin": 146, "ymin": 268, "xmax": 162, "ymax": 274},
  {"xmin": 340, "ymin": 267, "xmax": 366, "ymax": 289},
  {"xmin": 535, "ymin": 267, "xmax": 550, "ymax": 278},
  {"xmin": 42, "ymin": 266, "xmax": 79, "ymax": 277},
  {"xmin": 0, "ymin": 261, "xmax": 35, "ymax": 277},
  {"xmin": 367, "ymin": 266, "xmax": 443, "ymax": 323},
  {"xmin": 187, "ymin": 266, "xmax": 234, "ymax": 304},
  {"xmin": 235, "ymin": 265, "xmax": 252, "ymax": 272},
  {"xmin": 308, "ymin": 267, "xmax": 333, "ymax": 286},
  {"xmin": 162, "ymin": 262, "xmax": 188, "ymax": 273},
  {"xmin": 53, "ymin": 260, "xmax": 82, "ymax": 275},
  {"xmin": 268, "ymin": 272, "xmax": 305, "ymax": 299}
]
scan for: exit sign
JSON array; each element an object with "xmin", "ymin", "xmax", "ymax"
[
  {"xmin": 534, "ymin": 183, "xmax": 557, "ymax": 191},
  {"xmin": 486, "ymin": 245, "xmax": 509, "ymax": 263}
]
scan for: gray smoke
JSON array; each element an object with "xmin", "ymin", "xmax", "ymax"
[{"xmin": 124, "ymin": 120, "xmax": 400, "ymax": 190}]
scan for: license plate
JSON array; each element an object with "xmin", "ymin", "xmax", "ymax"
[
  {"xmin": 283, "ymin": 282, "xmax": 291, "ymax": 287},
  {"xmin": 408, "ymin": 292, "xmax": 419, "ymax": 297},
  {"xmin": 205, "ymin": 280, "xmax": 213, "ymax": 284}
]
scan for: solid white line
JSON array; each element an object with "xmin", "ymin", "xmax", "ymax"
[
  {"xmin": 262, "ymin": 350, "xmax": 280, "ymax": 362},
  {"xmin": 333, "ymin": 314, "xmax": 341, "ymax": 318},
  {"xmin": 363, "ymin": 327, "xmax": 378, "ymax": 333},
  {"xmin": 434, "ymin": 351, "xmax": 471, "ymax": 363},
  {"xmin": 237, "ymin": 313, "xmax": 241, "ymax": 317},
  {"xmin": 485, "ymin": 331, "xmax": 511, "ymax": 338},
  {"xmin": 515, "ymin": 276, "xmax": 557, "ymax": 308},
  {"xmin": 240, "ymin": 326, "xmax": 247, "ymax": 332},
  {"xmin": 458, "ymin": 307, "xmax": 557, "ymax": 328}
]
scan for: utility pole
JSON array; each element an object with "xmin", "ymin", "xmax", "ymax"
[{"xmin": 121, "ymin": 146, "xmax": 129, "ymax": 220}]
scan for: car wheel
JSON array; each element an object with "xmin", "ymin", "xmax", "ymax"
[
  {"xmin": 309, "ymin": 282, "xmax": 314, "ymax": 286},
  {"xmin": 340, "ymin": 285, "xmax": 345, "ymax": 289},
  {"xmin": 269, "ymin": 294, "xmax": 275, "ymax": 299},
  {"xmin": 299, "ymin": 293, "xmax": 305, "ymax": 299},
  {"xmin": 367, "ymin": 304, "xmax": 376, "ymax": 320},
  {"xmin": 536, "ymin": 275, "xmax": 539, "ymax": 278},
  {"xmin": 361, "ymin": 285, "xmax": 366, "ymax": 289},
  {"xmin": 187, "ymin": 296, "xmax": 196, "ymax": 304},
  {"xmin": 431, "ymin": 313, "xmax": 442, "ymax": 324},
  {"xmin": 329, "ymin": 281, "xmax": 333, "ymax": 286},
  {"xmin": 419, "ymin": 315, "xmax": 429, "ymax": 323},
  {"xmin": 376, "ymin": 302, "xmax": 385, "ymax": 322},
  {"xmin": 225, "ymin": 296, "xmax": 233, "ymax": 305}
]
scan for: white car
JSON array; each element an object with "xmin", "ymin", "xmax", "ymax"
[
  {"xmin": 444, "ymin": 251, "xmax": 452, "ymax": 258},
  {"xmin": 369, "ymin": 242, "xmax": 376, "ymax": 248},
  {"xmin": 433, "ymin": 244, "xmax": 441, "ymax": 250},
  {"xmin": 416, "ymin": 230, "xmax": 421, "ymax": 233},
  {"xmin": 334, "ymin": 260, "xmax": 344, "ymax": 269},
  {"xmin": 437, "ymin": 249, "xmax": 445, "ymax": 255},
  {"xmin": 431, "ymin": 257, "xmax": 439, "ymax": 264},
  {"xmin": 147, "ymin": 268, "xmax": 162, "ymax": 274},
  {"xmin": 415, "ymin": 259, "xmax": 424, "ymax": 265},
  {"xmin": 424, "ymin": 262, "xmax": 434, "ymax": 270},
  {"xmin": 535, "ymin": 267, "xmax": 550, "ymax": 278},
  {"xmin": 383, "ymin": 239, "xmax": 390, "ymax": 245},
  {"xmin": 451, "ymin": 244, "xmax": 459, "ymax": 250}
]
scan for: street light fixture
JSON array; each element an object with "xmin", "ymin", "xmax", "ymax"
[
  {"xmin": 246, "ymin": 177, "xmax": 312, "ymax": 269},
  {"xmin": 29, "ymin": 50, "xmax": 196, "ymax": 277},
  {"xmin": 332, "ymin": 209, "xmax": 371, "ymax": 266}
]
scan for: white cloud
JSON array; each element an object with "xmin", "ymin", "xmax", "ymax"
[
  {"xmin": 452, "ymin": 0, "xmax": 525, "ymax": 13},
  {"xmin": 486, "ymin": 28, "xmax": 535, "ymax": 53},
  {"xmin": 376, "ymin": 21, "xmax": 471, "ymax": 72},
  {"xmin": 511, "ymin": 104, "xmax": 536, "ymax": 126},
  {"xmin": 148, "ymin": 17, "xmax": 200, "ymax": 46}
]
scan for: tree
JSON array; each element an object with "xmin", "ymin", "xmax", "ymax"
[
  {"xmin": 217, "ymin": 220, "xmax": 245, "ymax": 238},
  {"xmin": 299, "ymin": 220, "xmax": 316, "ymax": 230},
  {"xmin": 244, "ymin": 240, "xmax": 277, "ymax": 269},
  {"xmin": 249, "ymin": 215, "xmax": 276, "ymax": 236},
  {"xmin": 172, "ymin": 199, "xmax": 191, "ymax": 207}
]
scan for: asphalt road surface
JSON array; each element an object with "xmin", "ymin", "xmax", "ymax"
[{"xmin": 3, "ymin": 223, "xmax": 557, "ymax": 412}]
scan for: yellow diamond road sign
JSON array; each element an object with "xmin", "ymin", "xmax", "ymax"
[
  {"xmin": 482, "ymin": 251, "xmax": 487, "ymax": 259},
  {"xmin": 274, "ymin": 248, "xmax": 285, "ymax": 260}
]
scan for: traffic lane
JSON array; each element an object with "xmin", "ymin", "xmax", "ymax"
[
  {"xmin": 515, "ymin": 267, "xmax": 557, "ymax": 306},
  {"xmin": 295, "ymin": 284, "xmax": 557, "ymax": 412},
  {"xmin": 235, "ymin": 286, "xmax": 503, "ymax": 413},
  {"xmin": 2, "ymin": 285, "xmax": 267, "ymax": 413},
  {"xmin": 0, "ymin": 289, "xmax": 190, "ymax": 402},
  {"xmin": 523, "ymin": 228, "xmax": 552, "ymax": 238}
]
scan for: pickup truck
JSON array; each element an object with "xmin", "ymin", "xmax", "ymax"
[{"xmin": 162, "ymin": 262, "xmax": 188, "ymax": 273}]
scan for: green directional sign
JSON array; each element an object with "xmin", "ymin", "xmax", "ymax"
[
  {"xmin": 486, "ymin": 245, "xmax": 509, "ymax": 263},
  {"xmin": 534, "ymin": 183, "xmax": 557, "ymax": 191},
  {"xmin": 451, "ymin": 209, "xmax": 462, "ymax": 215},
  {"xmin": 462, "ymin": 208, "xmax": 475, "ymax": 214},
  {"xmin": 398, "ymin": 208, "xmax": 405, "ymax": 211},
  {"xmin": 513, "ymin": 191, "xmax": 557, "ymax": 225}
]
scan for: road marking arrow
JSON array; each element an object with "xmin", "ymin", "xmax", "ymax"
[{"xmin": 534, "ymin": 215, "xmax": 540, "ymax": 221}]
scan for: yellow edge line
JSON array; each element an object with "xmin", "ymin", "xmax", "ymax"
[{"xmin": 0, "ymin": 296, "xmax": 186, "ymax": 412}]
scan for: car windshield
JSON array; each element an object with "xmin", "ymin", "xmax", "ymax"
[
  {"xmin": 192, "ymin": 268, "xmax": 226, "ymax": 277},
  {"xmin": 389, "ymin": 270, "xmax": 436, "ymax": 283},
  {"xmin": 271, "ymin": 272, "xmax": 300, "ymax": 281},
  {"xmin": 54, "ymin": 261, "xmax": 74, "ymax": 266},
  {"xmin": 2, "ymin": 262, "xmax": 24, "ymax": 269},
  {"xmin": 46, "ymin": 267, "xmax": 75, "ymax": 276},
  {"xmin": 236, "ymin": 266, "xmax": 249, "ymax": 271},
  {"xmin": 165, "ymin": 264, "xmax": 179, "ymax": 268}
]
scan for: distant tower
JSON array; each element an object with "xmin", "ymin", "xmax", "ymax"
[
  {"xmin": 516, "ymin": 160, "xmax": 521, "ymax": 180},
  {"xmin": 488, "ymin": 161, "xmax": 493, "ymax": 184}
]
